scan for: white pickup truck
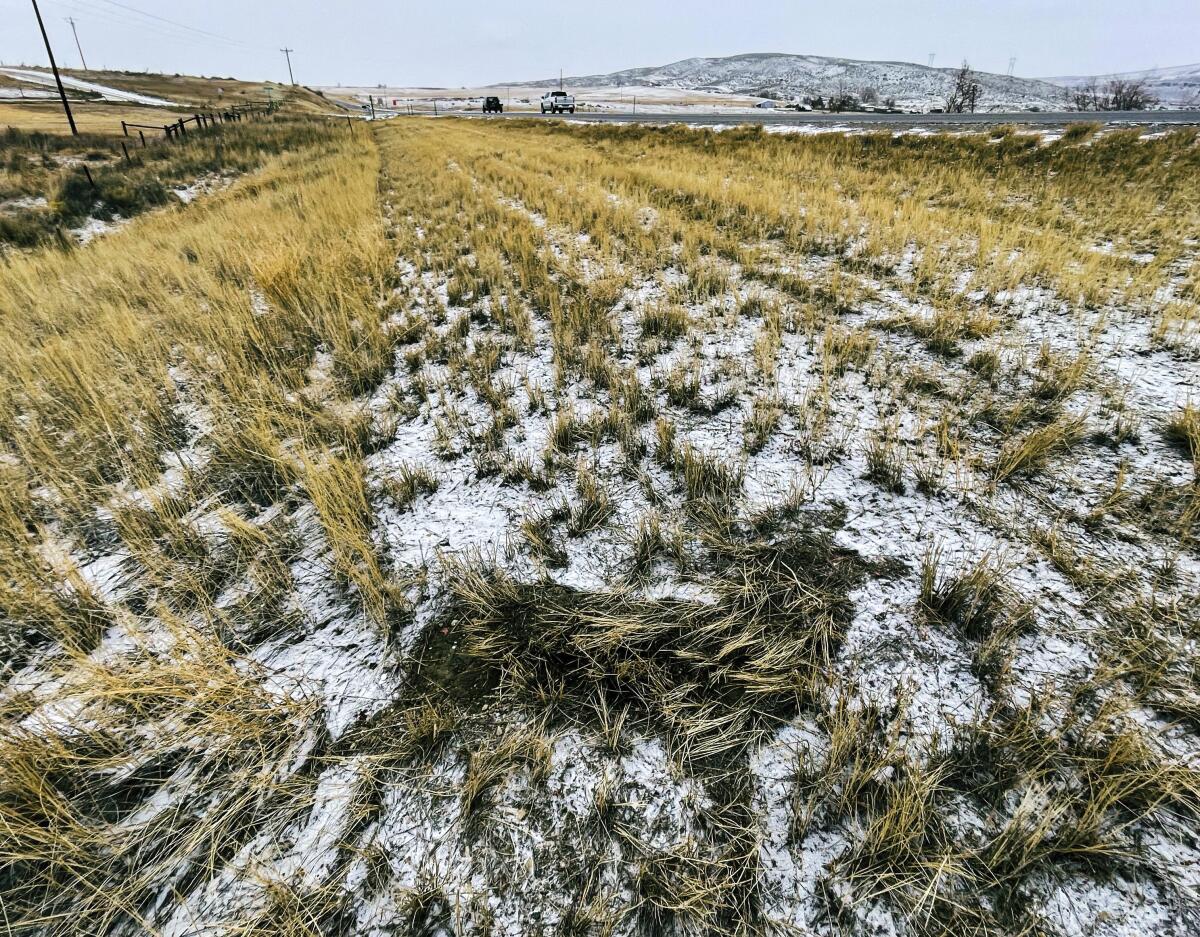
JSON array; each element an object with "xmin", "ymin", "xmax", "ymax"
[{"xmin": 540, "ymin": 90, "xmax": 576, "ymax": 114}]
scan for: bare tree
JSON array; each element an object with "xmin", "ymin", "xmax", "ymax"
[
  {"xmin": 1071, "ymin": 77, "xmax": 1158, "ymax": 111},
  {"xmin": 1104, "ymin": 78, "xmax": 1158, "ymax": 110},
  {"xmin": 946, "ymin": 61, "xmax": 983, "ymax": 114},
  {"xmin": 828, "ymin": 79, "xmax": 859, "ymax": 113},
  {"xmin": 1071, "ymin": 81, "xmax": 1101, "ymax": 111}
]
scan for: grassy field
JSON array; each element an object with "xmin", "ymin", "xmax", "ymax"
[
  {"xmin": 0, "ymin": 117, "xmax": 1198, "ymax": 936},
  {"xmin": 0, "ymin": 100, "xmax": 195, "ymax": 135},
  {"xmin": 0, "ymin": 116, "xmax": 340, "ymax": 247},
  {"xmin": 6, "ymin": 66, "xmax": 332, "ymax": 112},
  {"xmin": 0, "ymin": 68, "xmax": 334, "ymax": 138}
]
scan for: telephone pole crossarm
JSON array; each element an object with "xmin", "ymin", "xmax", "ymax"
[
  {"xmin": 280, "ymin": 48, "xmax": 296, "ymax": 86},
  {"xmin": 67, "ymin": 16, "xmax": 88, "ymax": 70}
]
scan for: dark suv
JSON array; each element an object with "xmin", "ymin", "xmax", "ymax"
[{"xmin": 482, "ymin": 96, "xmax": 503, "ymax": 114}]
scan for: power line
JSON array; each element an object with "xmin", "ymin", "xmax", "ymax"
[
  {"xmin": 91, "ymin": 0, "xmax": 254, "ymax": 48},
  {"xmin": 66, "ymin": 15, "xmax": 87, "ymax": 70},
  {"xmin": 44, "ymin": 0, "xmax": 260, "ymax": 52},
  {"xmin": 281, "ymin": 47, "xmax": 295, "ymax": 86}
]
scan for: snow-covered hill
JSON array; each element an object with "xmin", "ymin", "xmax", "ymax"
[
  {"xmin": 0, "ymin": 66, "xmax": 178, "ymax": 106},
  {"xmin": 1042, "ymin": 63, "xmax": 1200, "ymax": 107},
  {"xmin": 507, "ymin": 53, "xmax": 1070, "ymax": 111}
]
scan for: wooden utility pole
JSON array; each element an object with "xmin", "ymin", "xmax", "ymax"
[
  {"xmin": 67, "ymin": 16, "xmax": 87, "ymax": 70},
  {"xmin": 31, "ymin": 0, "xmax": 77, "ymax": 134},
  {"xmin": 280, "ymin": 47, "xmax": 296, "ymax": 86}
]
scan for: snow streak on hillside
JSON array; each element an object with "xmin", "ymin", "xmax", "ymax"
[{"xmin": 0, "ymin": 66, "xmax": 179, "ymax": 106}]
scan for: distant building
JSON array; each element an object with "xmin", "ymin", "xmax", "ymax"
[{"xmin": 755, "ymin": 100, "xmax": 776, "ymax": 109}]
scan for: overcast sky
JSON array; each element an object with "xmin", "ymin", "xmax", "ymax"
[{"xmin": 2, "ymin": 0, "xmax": 1196, "ymax": 87}]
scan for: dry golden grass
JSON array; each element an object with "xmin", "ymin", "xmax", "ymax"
[
  {"xmin": 2, "ymin": 114, "xmax": 1198, "ymax": 936},
  {"xmin": 0, "ymin": 117, "xmax": 386, "ymax": 644},
  {"xmin": 0, "ymin": 67, "xmax": 331, "ymax": 143},
  {"xmin": 0, "ymin": 616, "xmax": 320, "ymax": 935},
  {"xmin": 0, "ymin": 100, "xmax": 195, "ymax": 135},
  {"xmin": 57, "ymin": 67, "xmax": 329, "ymax": 110}
]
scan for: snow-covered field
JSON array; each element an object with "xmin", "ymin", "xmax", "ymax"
[{"xmin": 1, "ymin": 117, "xmax": 1198, "ymax": 937}]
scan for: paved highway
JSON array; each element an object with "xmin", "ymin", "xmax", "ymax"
[{"xmin": 450, "ymin": 109, "xmax": 1200, "ymax": 128}]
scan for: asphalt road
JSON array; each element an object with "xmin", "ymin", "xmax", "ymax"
[{"xmin": 449, "ymin": 109, "xmax": 1200, "ymax": 128}]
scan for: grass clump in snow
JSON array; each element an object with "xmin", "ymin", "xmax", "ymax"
[{"xmin": 432, "ymin": 510, "xmax": 874, "ymax": 764}]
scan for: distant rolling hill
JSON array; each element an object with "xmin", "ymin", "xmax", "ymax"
[
  {"xmin": 505, "ymin": 52, "xmax": 1071, "ymax": 111},
  {"xmin": 1041, "ymin": 63, "xmax": 1200, "ymax": 107}
]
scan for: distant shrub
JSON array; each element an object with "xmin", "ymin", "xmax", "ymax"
[
  {"xmin": 50, "ymin": 170, "xmax": 96, "ymax": 219},
  {"xmin": 0, "ymin": 213, "xmax": 55, "ymax": 247},
  {"xmin": 1061, "ymin": 121, "xmax": 1101, "ymax": 143},
  {"xmin": 49, "ymin": 167, "xmax": 168, "ymax": 222},
  {"xmin": 94, "ymin": 175, "xmax": 170, "ymax": 220}
]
